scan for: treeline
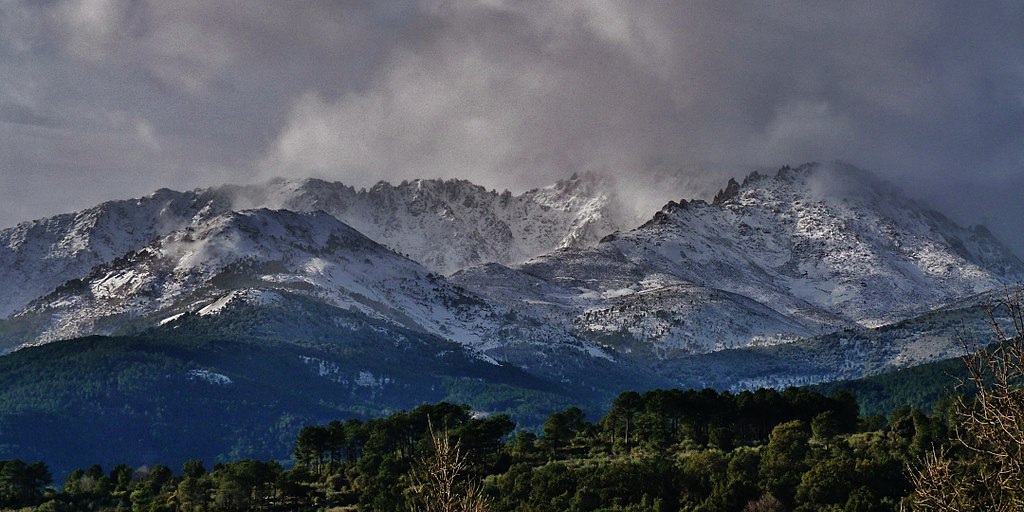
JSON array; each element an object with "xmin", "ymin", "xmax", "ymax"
[{"xmin": 1, "ymin": 387, "xmax": 951, "ymax": 511}]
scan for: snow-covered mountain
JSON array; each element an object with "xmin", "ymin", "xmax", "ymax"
[
  {"xmin": 0, "ymin": 188, "xmax": 222, "ymax": 319},
  {"xmin": 1, "ymin": 163, "xmax": 1021, "ymax": 387},
  {"xmin": 0, "ymin": 173, "xmax": 630, "ymax": 319},
  {"xmin": 4, "ymin": 209, "xmax": 482, "ymax": 347},
  {"xmin": 453, "ymin": 163, "xmax": 1024, "ymax": 356},
  {"xmin": 222, "ymin": 172, "xmax": 635, "ymax": 274},
  {"xmin": 0, "ymin": 207, "xmax": 621, "ymax": 385}
]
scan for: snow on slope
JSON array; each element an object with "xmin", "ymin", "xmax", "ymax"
[
  {"xmin": 0, "ymin": 173, "xmax": 630, "ymax": 319},
  {"xmin": 10, "ymin": 209, "xmax": 477, "ymax": 346},
  {"xmin": 222, "ymin": 172, "xmax": 635, "ymax": 274},
  {"xmin": 0, "ymin": 189, "xmax": 231, "ymax": 318},
  {"xmin": 6, "ymin": 209, "xmax": 610, "ymax": 367},
  {"xmin": 454, "ymin": 250, "xmax": 827, "ymax": 356},
  {"xmin": 454, "ymin": 163, "xmax": 1024, "ymax": 355},
  {"xmin": 3, "ymin": 162, "xmax": 1020, "ymax": 369},
  {"xmin": 635, "ymin": 162, "xmax": 1024, "ymax": 326}
]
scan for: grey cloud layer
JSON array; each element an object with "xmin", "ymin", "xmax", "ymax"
[{"xmin": 1, "ymin": 1, "xmax": 1022, "ymax": 253}]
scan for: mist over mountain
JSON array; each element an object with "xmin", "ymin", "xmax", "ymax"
[
  {"xmin": 455, "ymin": 163, "xmax": 1022, "ymax": 356},
  {"xmin": 3, "ymin": 2, "xmax": 1023, "ymax": 258},
  {"xmin": 0, "ymin": 172, "xmax": 635, "ymax": 320},
  {"xmin": 2, "ymin": 163, "xmax": 1019, "ymax": 375}
]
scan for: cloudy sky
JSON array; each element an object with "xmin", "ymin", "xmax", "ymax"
[{"xmin": 1, "ymin": 1, "xmax": 1023, "ymax": 253}]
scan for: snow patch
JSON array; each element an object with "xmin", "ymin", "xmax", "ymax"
[
  {"xmin": 188, "ymin": 369, "xmax": 233, "ymax": 385},
  {"xmin": 158, "ymin": 312, "xmax": 185, "ymax": 326},
  {"xmin": 198, "ymin": 289, "xmax": 283, "ymax": 316}
]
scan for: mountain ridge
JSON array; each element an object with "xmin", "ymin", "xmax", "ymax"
[
  {"xmin": 2, "ymin": 163, "xmax": 1021, "ymax": 387},
  {"xmin": 0, "ymin": 172, "xmax": 633, "ymax": 319},
  {"xmin": 454, "ymin": 162, "xmax": 1023, "ymax": 357}
]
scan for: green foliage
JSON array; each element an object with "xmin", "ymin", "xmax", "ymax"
[
  {"xmin": 0, "ymin": 459, "xmax": 51, "ymax": 509},
  {"xmin": 812, "ymin": 356, "xmax": 968, "ymax": 417},
  {"xmin": 0, "ymin": 382, "xmax": 945, "ymax": 511},
  {"xmin": 759, "ymin": 420, "xmax": 811, "ymax": 506},
  {"xmin": 540, "ymin": 408, "xmax": 585, "ymax": 456}
]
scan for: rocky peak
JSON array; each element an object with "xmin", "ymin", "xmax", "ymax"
[{"xmin": 712, "ymin": 178, "xmax": 742, "ymax": 205}]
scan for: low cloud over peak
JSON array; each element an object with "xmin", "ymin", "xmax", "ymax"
[{"xmin": 1, "ymin": 1, "xmax": 1022, "ymax": 254}]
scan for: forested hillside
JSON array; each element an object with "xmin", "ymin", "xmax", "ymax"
[
  {"xmin": 0, "ymin": 330, "xmax": 577, "ymax": 480},
  {"xmin": 811, "ymin": 356, "xmax": 968, "ymax": 417},
  {"xmin": 1, "ymin": 388, "xmax": 947, "ymax": 511}
]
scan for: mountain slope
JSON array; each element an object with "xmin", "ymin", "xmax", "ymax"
[
  {"xmin": 454, "ymin": 163, "xmax": 1024, "ymax": 356},
  {"xmin": 2, "ymin": 162, "xmax": 1020, "ymax": 377},
  {"xmin": 0, "ymin": 189, "xmax": 224, "ymax": 318},
  {"xmin": 0, "ymin": 302, "xmax": 572, "ymax": 478},
  {"xmin": 222, "ymin": 172, "xmax": 634, "ymax": 274},
  {"xmin": 2, "ymin": 209, "xmax": 484, "ymax": 349},
  {"xmin": 0, "ymin": 208, "xmax": 630, "ymax": 394},
  {"xmin": 4, "ymin": 162, "xmax": 1022, "ymax": 485},
  {"xmin": 0, "ymin": 173, "xmax": 631, "ymax": 321}
]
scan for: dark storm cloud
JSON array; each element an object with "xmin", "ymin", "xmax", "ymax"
[{"xmin": 1, "ymin": 1, "xmax": 1022, "ymax": 253}]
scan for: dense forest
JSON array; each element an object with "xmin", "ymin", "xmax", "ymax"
[{"xmin": 0, "ymin": 387, "xmax": 950, "ymax": 511}]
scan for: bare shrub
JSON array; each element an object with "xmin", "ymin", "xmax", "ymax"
[
  {"xmin": 910, "ymin": 288, "xmax": 1024, "ymax": 511},
  {"xmin": 408, "ymin": 420, "xmax": 489, "ymax": 512}
]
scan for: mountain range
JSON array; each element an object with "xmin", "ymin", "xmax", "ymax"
[
  {"xmin": 1, "ymin": 161, "xmax": 1020, "ymax": 474},
  {"xmin": 0, "ymin": 171, "xmax": 630, "ymax": 317},
  {"xmin": 2, "ymin": 163, "xmax": 1020, "ymax": 374}
]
